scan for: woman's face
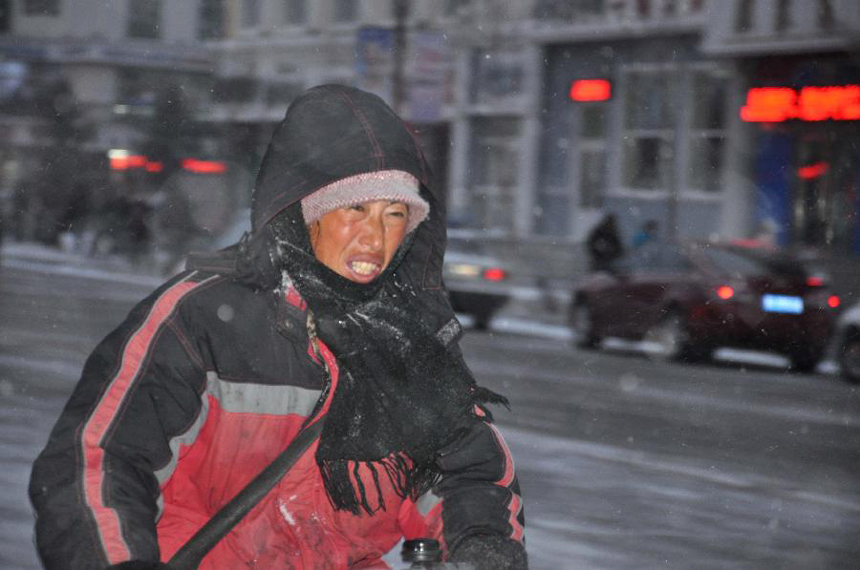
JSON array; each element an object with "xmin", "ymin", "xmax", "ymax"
[{"xmin": 309, "ymin": 199, "xmax": 409, "ymax": 283}]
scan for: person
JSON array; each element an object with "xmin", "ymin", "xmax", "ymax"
[
  {"xmin": 586, "ymin": 213, "xmax": 624, "ymax": 272},
  {"xmin": 631, "ymin": 219, "xmax": 659, "ymax": 248},
  {"xmin": 29, "ymin": 85, "xmax": 527, "ymax": 570}
]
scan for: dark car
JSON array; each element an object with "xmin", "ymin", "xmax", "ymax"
[
  {"xmin": 568, "ymin": 241, "xmax": 840, "ymax": 371},
  {"xmin": 443, "ymin": 234, "xmax": 511, "ymax": 330}
]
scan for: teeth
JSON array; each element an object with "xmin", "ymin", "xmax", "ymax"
[{"xmin": 350, "ymin": 261, "xmax": 379, "ymax": 275}]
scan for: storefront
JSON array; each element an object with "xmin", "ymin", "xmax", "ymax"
[
  {"xmin": 537, "ymin": 36, "xmax": 733, "ymax": 243},
  {"xmin": 741, "ymin": 55, "xmax": 860, "ymax": 253}
]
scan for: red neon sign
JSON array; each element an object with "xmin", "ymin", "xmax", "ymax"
[
  {"xmin": 109, "ymin": 154, "xmax": 166, "ymax": 173},
  {"xmin": 741, "ymin": 86, "xmax": 860, "ymax": 122},
  {"xmin": 144, "ymin": 161, "xmax": 163, "ymax": 173},
  {"xmin": 798, "ymin": 162, "xmax": 829, "ymax": 180},
  {"xmin": 182, "ymin": 158, "xmax": 227, "ymax": 174},
  {"xmin": 569, "ymin": 79, "xmax": 611, "ymax": 102},
  {"xmin": 110, "ymin": 154, "xmax": 148, "ymax": 171}
]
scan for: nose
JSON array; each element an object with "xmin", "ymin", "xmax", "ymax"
[{"xmin": 358, "ymin": 213, "xmax": 384, "ymax": 251}]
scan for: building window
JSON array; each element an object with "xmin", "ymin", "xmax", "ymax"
[
  {"xmin": 126, "ymin": 0, "xmax": 161, "ymax": 39},
  {"xmin": 817, "ymin": 0, "xmax": 834, "ymax": 30},
  {"xmin": 533, "ymin": 0, "xmax": 602, "ymax": 21},
  {"xmin": 469, "ymin": 118, "xmax": 520, "ymax": 231},
  {"xmin": 662, "ymin": 0, "xmax": 677, "ymax": 17},
  {"xmin": 622, "ymin": 69, "xmax": 674, "ymax": 191},
  {"xmin": 636, "ymin": 0, "xmax": 652, "ymax": 18},
  {"xmin": 198, "ymin": 0, "xmax": 224, "ymax": 40},
  {"xmin": 578, "ymin": 105, "xmax": 608, "ymax": 207},
  {"xmin": 242, "ymin": 0, "xmax": 261, "ymax": 27},
  {"xmin": 0, "ymin": 0, "xmax": 11, "ymax": 30},
  {"xmin": 734, "ymin": 0, "xmax": 754, "ymax": 33},
  {"xmin": 332, "ymin": 0, "xmax": 357, "ymax": 23},
  {"xmin": 471, "ymin": 49, "xmax": 523, "ymax": 105},
  {"xmin": 284, "ymin": 0, "xmax": 307, "ymax": 25},
  {"xmin": 23, "ymin": 0, "xmax": 59, "ymax": 16},
  {"xmin": 775, "ymin": 0, "xmax": 791, "ymax": 32},
  {"xmin": 687, "ymin": 68, "xmax": 728, "ymax": 192}
]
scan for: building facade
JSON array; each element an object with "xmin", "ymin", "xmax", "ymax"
[
  {"xmin": 3, "ymin": 0, "xmax": 859, "ymax": 265},
  {"xmin": 704, "ymin": 0, "xmax": 860, "ymax": 254},
  {"xmin": 0, "ymin": 0, "xmax": 225, "ymax": 242}
]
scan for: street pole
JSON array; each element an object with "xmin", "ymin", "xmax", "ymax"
[{"xmin": 392, "ymin": 0, "xmax": 408, "ymax": 115}]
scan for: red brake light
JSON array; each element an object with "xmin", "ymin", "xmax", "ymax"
[
  {"xmin": 483, "ymin": 267, "xmax": 506, "ymax": 281},
  {"xmin": 806, "ymin": 276, "xmax": 825, "ymax": 287},
  {"xmin": 828, "ymin": 295, "xmax": 840, "ymax": 308},
  {"xmin": 716, "ymin": 285, "xmax": 735, "ymax": 300}
]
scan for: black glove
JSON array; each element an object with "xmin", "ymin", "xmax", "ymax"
[
  {"xmin": 106, "ymin": 561, "xmax": 171, "ymax": 570},
  {"xmin": 447, "ymin": 534, "xmax": 528, "ymax": 570}
]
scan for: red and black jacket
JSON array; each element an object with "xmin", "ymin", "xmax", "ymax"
[{"xmin": 29, "ymin": 270, "xmax": 524, "ymax": 568}]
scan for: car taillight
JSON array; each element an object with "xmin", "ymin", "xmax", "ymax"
[
  {"xmin": 483, "ymin": 267, "xmax": 506, "ymax": 281},
  {"xmin": 806, "ymin": 276, "xmax": 825, "ymax": 287},
  {"xmin": 716, "ymin": 285, "xmax": 735, "ymax": 300},
  {"xmin": 828, "ymin": 295, "xmax": 840, "ymax": 308}
]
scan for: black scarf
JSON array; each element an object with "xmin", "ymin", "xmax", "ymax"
[{"xmin": 254, "ymin": 203, "xmax": 507, "ymax": 516}]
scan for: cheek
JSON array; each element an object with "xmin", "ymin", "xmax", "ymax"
[
  {"xmin": 321, "ymin": 226, "xmax": 358, "ymax": 260},
  {"xmin": 385, "ymin": 227, "xmax": 408, "ymax": 259}
]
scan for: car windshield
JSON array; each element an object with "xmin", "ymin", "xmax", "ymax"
[{"xmin": 701, "ymin": 246, "xmax": 805, "ymax": 278}]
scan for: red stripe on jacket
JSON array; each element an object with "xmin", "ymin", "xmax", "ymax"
[
  {"xmin": 488, "ymin": 423, "xmax": 524, "ymax": 543},
  {"xmin": 81, "ymin": 276, "xmax": 206, "ymax": 564}
]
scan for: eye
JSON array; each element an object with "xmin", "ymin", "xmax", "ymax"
[
  {"xmin": 348, "ymin": 204, "xmax": 366, "ymax": 213},
  {"xmin": 386, "ymin": 202, "xmax": 408, "ymax": 219}
]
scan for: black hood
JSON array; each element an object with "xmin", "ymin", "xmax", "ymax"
[{"xmin": 252, "ymin": 84, "xmax": 435, "ymax": 232}]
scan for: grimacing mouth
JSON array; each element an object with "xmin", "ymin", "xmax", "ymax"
[{"xmin": 349, "ymin": 260, "xmax": 382, "ymax": 276}]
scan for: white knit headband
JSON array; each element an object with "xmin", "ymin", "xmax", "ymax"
[{"xmin": 301, "ymin": 170, "xmax": 430, "ymax": 234}]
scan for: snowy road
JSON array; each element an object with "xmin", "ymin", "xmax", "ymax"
[
  {"xmin": 1, "ymin": 253, "xmax": 859, "ymax": 569},
  {"xmin": 462, "ymin": 332, "xmax": 860, "ymax": 569}
]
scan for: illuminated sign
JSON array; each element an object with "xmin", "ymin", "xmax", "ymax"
[
  {"xmin": 741, "ymin": 86, "xmax": 860, "ymax": 122},
  {"xmin": 108, "ymin": 149, "xmax": 224, "ymax": 174},
  {"xmin": 798, "ymin": 162, "xmax": 828, "ymax": 180},
  {"xmin": 569, "ymin": 79, "xmax": 611, "ymax": 102},
  {"xmin": 108, "ymin": 150, "xmax": 153, "ymax": 171},
  {"xmin": 181, "ymin": 158, "xmax": 227, "ymax": 174}
]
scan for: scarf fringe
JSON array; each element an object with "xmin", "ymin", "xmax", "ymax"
[{"xmin": 318, "ymin": 453, "xmax": 442, "ymax": 516}]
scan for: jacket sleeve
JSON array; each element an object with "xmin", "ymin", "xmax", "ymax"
[
  {"xmin": 399, "ymin": 415, "xmax": 527, "ymax": 570},
  {"xmin": 29, "ymin": 282, "xmax": 208, "ymax": 570}
]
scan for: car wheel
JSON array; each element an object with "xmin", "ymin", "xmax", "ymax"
[
  {"xmin": 839, "ymin": 330, "xmax": 860, "ymax": 384},
  {"xmin": 643, "ymin": 310, "xmax": 705, "ymax": 362},
  {"xmin": 569, "ymin": 301, "xmax": 600, "ymax": 349},
  {"xmin": 789, "ymin": 348, "xmax": 823, "ymax": 373}
]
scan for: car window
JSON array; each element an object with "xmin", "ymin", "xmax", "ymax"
[
  {"xmin": 659, "ymin": 246, "xmax": 693, "ymax": 272},
  {"xmin": 701, "ymin": 246, "xmax": 790, "ymax": 277},
  {"xmin": 616, "ymin": 243, "xmax": 667, "ymax": 274}
]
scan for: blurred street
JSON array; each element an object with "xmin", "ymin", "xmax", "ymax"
[{"xmin": 2, "ymin": 244, "xmax": 859, "ymax": 569}]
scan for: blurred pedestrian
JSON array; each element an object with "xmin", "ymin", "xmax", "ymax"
[
  {"xmin": 29, "ymin": 85, "xmax": 527, "ymax": 570},
  {"xmin": 587, "ymin": 213, "xmax": 624, "ymax": 272},
  {"xmin": 125, "ymin": 196, "xmax": 152, "ymax": 266},
  {"xmin": 632, "ymin": 219, "xmax": 659, "ymax": 248}
]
